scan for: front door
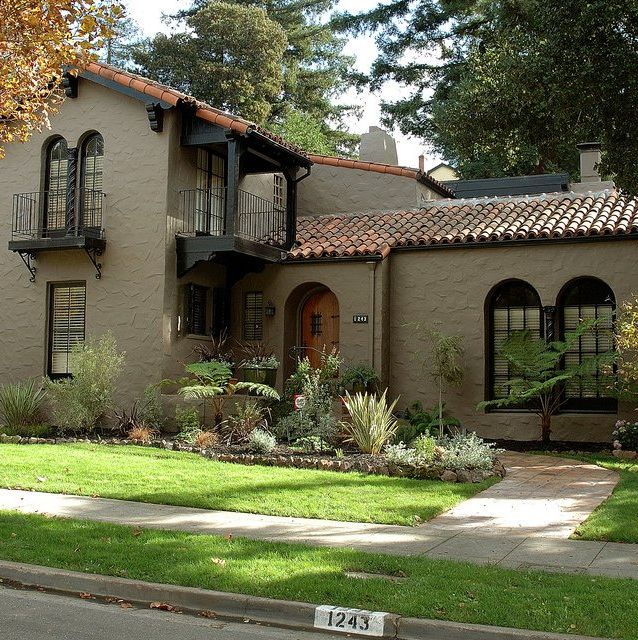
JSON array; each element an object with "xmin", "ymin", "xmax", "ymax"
[{"xmin": 301, "ymin": 289, "xmax": 339, "ymax": 368}]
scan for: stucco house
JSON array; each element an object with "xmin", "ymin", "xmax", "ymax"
[{"xmin": 1, "ymin": 62, "xmax": 637, "ymax": 442}]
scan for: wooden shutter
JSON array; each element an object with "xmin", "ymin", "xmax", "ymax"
[
  {"xmin": 186, "ymin": 284, "xmax": 208, "ymax": 335},
  {"xmin": 49, "ymin": 283, "xmax": 86, "ymax": 376},
  {"xmin": 243, "ymin": 292, "xmax": 263, "ymax": 341}
]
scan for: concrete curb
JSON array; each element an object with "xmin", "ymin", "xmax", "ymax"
[{"xmin": 0, "ymin": 560, "xmax": 604, "ymax": 640}]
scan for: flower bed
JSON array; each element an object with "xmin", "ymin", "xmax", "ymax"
[{"xmin": 0, "ymin": 433, "xmax": 505, "ymax": 483}]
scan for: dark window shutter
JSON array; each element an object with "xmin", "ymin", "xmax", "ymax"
[
  {"xmin": 185, "ymin": 284, "xmax": 208, "ymax": 335},
  {"xmin": 243, "ymin": 292, "xmax": 263, "ymax": 341}
]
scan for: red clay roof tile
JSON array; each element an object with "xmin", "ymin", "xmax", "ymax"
[{"xmin": 288, "ymin": 190, "xmax": 638, "ymax": 260}]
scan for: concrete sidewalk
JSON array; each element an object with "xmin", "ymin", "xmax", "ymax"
[{"xmin": 0, "ymin": 452, "xmax": 633, "ymax": 579}]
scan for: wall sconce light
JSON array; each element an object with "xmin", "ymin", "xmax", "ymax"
[{"xmin": 264, "ymin": 301, "xmax": 276, "ymax": 317}]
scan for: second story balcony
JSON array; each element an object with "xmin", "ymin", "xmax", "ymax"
[
  {"xmin": 9, "ymin": 189, "xmax": 105, "ymax": 252},
  {"xmin": 175, "ymin": 186, "xmax": 290, "ymax": 276}
]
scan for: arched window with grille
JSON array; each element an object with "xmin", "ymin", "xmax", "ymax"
[
  {"xmin": 558, "ymin": 277, "xmax": 616, "ymax": 411},
  {"xmin": 44, "ymin": 137, "xmax": 69, "ymax": 235},
  {"xmin": 486, "ymin": 280, "xmax": 543, "ymax": 403},
  {"xmin": 80, "ymin": 133, "xmax": 104, "ymax": 231}
]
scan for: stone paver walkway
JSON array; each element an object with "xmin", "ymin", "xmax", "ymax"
[{"xmin": 1, "ymin": 452, "xmax": 635, "ymax": 579}]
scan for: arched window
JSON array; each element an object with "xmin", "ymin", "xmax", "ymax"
[
  {"xmin": 487, "ymin": 280, "xmax": 542, "ymax": 402},
  {"xmin": 44, "ymin": 137, "xmax": 69, "ymax": 234},
  {"xmin": 80, "ymin": 133, "xmax": 104, "ymax": 230},
  {"xmin": 558, "ymin": 277, "xmax": 616, "ymax": 411}
]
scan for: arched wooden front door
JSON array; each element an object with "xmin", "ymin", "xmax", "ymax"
[{"xmin": 301, "ymin": 289, "xmax": 339, "ymax": 368}]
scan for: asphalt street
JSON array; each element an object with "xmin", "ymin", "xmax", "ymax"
[{"xmin": 0, "ymin": 586, "xmax": 346, "ymax": 640}]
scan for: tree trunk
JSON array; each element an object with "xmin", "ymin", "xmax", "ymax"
[
  {"xmin": 541, "ymin": 413, "xmax": 552, "ymax": 444},
  {"xmin": 438, "ymin": 376, "xmax": 443, "ymax": 438}
]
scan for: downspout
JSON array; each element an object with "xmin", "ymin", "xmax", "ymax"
[{"xmin": 367, "ymin": 261, "xmax": 377, "ymax": 368}]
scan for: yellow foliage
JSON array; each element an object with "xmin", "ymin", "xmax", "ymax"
[
  {"xmin": 0, "ymin": 0, "xmax": 123, "ymax": 158},
  {"xmin": 616, "ymin": 295, "xmax": 638, "ymax": 393}
]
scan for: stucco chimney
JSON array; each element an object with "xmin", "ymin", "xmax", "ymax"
[
  {"xmin": 576, "ymin": 142, "xmax": 602, "ymax": 183},
  {"xmin": 359, "ymin": 126, "xmax": 399, "ymax": 165},
  {"xmin": 418, "ymin": 154, "xmax": 425, "ymax": 172}
]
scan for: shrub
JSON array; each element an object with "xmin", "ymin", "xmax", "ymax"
[
  {"xmin": 45, "ymin": 333, "xmax": 125, "ymax": 434},
  {"xmin": 291, "ymin": 435, "xmax": 327, "ymax": 452},
  {"xmin": 341, "ymin": 390, "xmax": 399, "ymax": 455},
  {"xmin": 194, "ymin": 430, "xmax": 218, "ymax": 448},
  {"xmin": 0, "ymin": 379, "xmax": 46, "ymax": 430},
  {"xmin": 613, "ymin": 420, "xmax": 638, "ymax": 451},
  {"xmin": 127, "ymin": 424, "xmax": 158, "ymax": 443},
  {"xmin": 248, "ymin": 428, "xmax": 276, "ymax": 454},
  {"xmin": 139, "ymin": 384, "xmax": 164, "ymax": 430},
  {"xmin": 221, "ymin": 399, "xmax": 268, "ymax": 445},
  {"xmin": 175, "ymin": 406, "xmax": 201, "ymax": 444},
  {"xmin": 276, "ymin": 369, "xmax": 338, "ymax": 443},
  {"xmin": 340, "ymin": 363, "xmax": 380, "ymax": 391},
  {"xmin": 385, "ymin": 442, "xmax": 422, "ymax": 466},
  {"xmin": 439, "ymin": 432, "xmax": 499, "ymax": 471},
  {"xmin": 0, "ymin": 423, "xmax": 51, "ymax": 437},
  {"xmin": 413, "ymin": 434, "xmax": 437, "ymax": 464}
]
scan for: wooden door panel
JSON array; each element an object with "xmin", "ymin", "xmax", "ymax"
[{"xmin": 301, "ymin": 290, "xmax": 339, "ymax": 368}]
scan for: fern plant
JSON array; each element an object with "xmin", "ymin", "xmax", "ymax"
[
  {"xmin": 341, "ymin": 389, "xmax": 399, "ymax": 454},
  {"xmin": 178, "ymin": 361, "xmax": 279, "ymax": 426}
]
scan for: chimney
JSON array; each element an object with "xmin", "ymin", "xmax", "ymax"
[
  {"xmin": 359, "ymin": 126, "xmax": 398, "ymax": 165},
  {"xmin": 418, "ymin": 154, "xmax": 425, "ymax": 172},
  {"xmin": 576, "ymin": 142, "xmax": 602, "ymax": 183}
]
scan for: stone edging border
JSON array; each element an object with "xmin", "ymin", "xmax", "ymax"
[{"xmin": 0, "ymin": 434, "xmax": 506, "ymax": 484}]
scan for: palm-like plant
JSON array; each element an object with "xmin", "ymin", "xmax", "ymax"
[
  {"xmin": 341, "ymin": 389, "xmax": 399, "ymax": 455},
  {"xmin": 0, "ymin": 379, "xmax": 46, "ymax": 429},
  {"xmin": 178, "ymin": 361, "xmax": 279, "ymax": 426}
]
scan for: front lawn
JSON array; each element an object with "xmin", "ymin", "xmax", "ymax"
[
  {"xmin": 0, "ymin": 510, "xmax": 635, "ymax": 638},
  {"xmin": 568, "ymin": 453, "xmax": 638, "ymax": 543},
  {"xmin": 0, "ymin": 444, "xmax": 497, "ymax": 526}
]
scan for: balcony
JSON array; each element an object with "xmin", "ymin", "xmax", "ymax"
[
  {"xmin": 8, "ymin": 189, "xmax": 106, "ymax": 280},
  {"xmin": 175, "ymin": 187, "xmax": 289, "ymax": 275}
]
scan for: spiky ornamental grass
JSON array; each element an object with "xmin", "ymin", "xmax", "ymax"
[
  {"xmin": 0, "ymin": 378, "xmax": 45, "ymax": 429},
  {"xmin": 341, "ymin": 390, "xmax": 399, "ymax": 455}
]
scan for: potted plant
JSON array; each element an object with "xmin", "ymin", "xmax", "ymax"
[
  {"xmin": 239, "ymin": 341, "xmax": 280, "ymax": 387},
  {"xmin": 192, "ymin": 328, "xmax": 236, "ymax": 374},
  {"xmin": 341, "ymin": 363, "xmax": 380, "ymax": 394}
]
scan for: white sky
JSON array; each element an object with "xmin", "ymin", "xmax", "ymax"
[{"xmin": 124, "ymin": 0, "xmax": 442, "ymax": 169}]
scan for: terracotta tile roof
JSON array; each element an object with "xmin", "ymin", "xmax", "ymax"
[
  {"xmin": 288, "ymin": 190, "xmax": 638, "ymax": 260},
  {"xmin": 307, "ymin": 154, "xmax": 453, "ymax": 197},
  {"xmin": 80, "ymin": 62, "xmax": 450, "ymax": 194}
]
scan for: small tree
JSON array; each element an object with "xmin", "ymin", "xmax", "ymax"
[
  {"xmin": 615, "ymin": 295, "xmax": 638, "ymax": 402},
  {"xmin": 415, "ymin": 328, "xmax": 464, "ymax": 436},
  {"xmin": 478, "ymin": 320, "xmax": 616, "ymax": 443}
]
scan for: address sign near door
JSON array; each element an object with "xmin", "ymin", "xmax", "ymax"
[
  {"xmin": 314, "ymin": 605, "xmax": 389, "ymax": 636},
  {"xmin": 353, "ymin": 314, "xmax": 369, "ymax": 323}
]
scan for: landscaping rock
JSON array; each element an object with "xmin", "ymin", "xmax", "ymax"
[
  {"xmin": 613, "ymin": 449, "xmax": 638, "ymax": 459},
  {"xmin": 455, "ymin": 469, "xmax": 472, "ymax": 483},
  {"xmin": 440, "ymin": 470, "xmax": 458, "ymax": 483}
]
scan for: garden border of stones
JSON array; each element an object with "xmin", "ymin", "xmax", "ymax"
[{"xmin": 0, "ymin": 434, "xmax": 506, "ymax": 484}]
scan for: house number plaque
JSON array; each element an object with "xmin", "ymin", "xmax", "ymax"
[
  {"xmin": 314, "ymin": 605, "xmax": 388, "ymax": 636},
  {"xmin": 353, "ymin": 314, "xmax": 369, "ymax": 323}
]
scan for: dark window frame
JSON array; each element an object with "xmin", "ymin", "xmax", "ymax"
[
  {"xmin": 485, "ymin": 279, "xmax": 543, "ymax": 409},
  {"xmin": 243, "ymin": 291, "xmax": 263, "ymax": 341},
  {"xmin": 184, "ymin": 284, "xmax": 210, "ymax": 337},
  {"xmin": 47, "ymin": 281, "xmax": 86, "ymax": 379},
  {"xmin": 557, "ymin": 277, "xmax": 617, "ymax": 413}
]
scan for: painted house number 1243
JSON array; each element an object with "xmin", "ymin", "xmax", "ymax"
[{"xmin": 314, "ymin": 605, "xmax": 388, "ymax": 636}]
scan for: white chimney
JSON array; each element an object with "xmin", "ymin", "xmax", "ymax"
[
  {"xmin": 576, "ymin": 142, "xmax": 602, "ymax": 183},
  {"xmin": 359, "ymin": 126, "xmax": 398, "ymax": 165}
]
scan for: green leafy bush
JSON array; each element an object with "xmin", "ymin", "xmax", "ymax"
[
  {"xmin": 613, "ymin": 420, "xmax": 638, "ymax": 451},
  {"xmin": 248, "ymin": 428, "xmax": 276, "ymax": 454},
  {"xmin": 0, "ymin": 423, "xmax": 51, "ymax": 437},
  {"xmin": 291, "ymin": 435, "xmax": 327, "ymax": 452},
  {"xmin": 0, "ymin": 379, "xmax": 46, "ymax": 431},
  {"xmin": 341, "ymin": 390, "xmax": 399, "ymax": 454},
  {"xmin": 139, "ymin": 384, "xmax": 164, "ymax": 430},
  {"xmin": 45, "ymin": 333, "xmax": 125, "ymax": 434},
  {"xmin": 413, "ymin": 434, "xmax": 437, "ymax": 463},
  {"xmin": 439, "ymin": 433, "xmax": 499, "ymax": 471},
  {"xmin": 175, "ymin": 406, "xmax": 202, "ymax": 444},
  {"xmin": 221, "ymin": 399, "xmax": 268, "ymax": 445}
]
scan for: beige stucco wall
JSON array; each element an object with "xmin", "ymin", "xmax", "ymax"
[
  {"xmin": 298, "ymin": 164, "xmax": 441, "ymax": 216},
  {"xmin": 428, "ymin": 164, "xmax": 460, "ymax": 182},
  {"xmin": 388, "ymin": 240, "xmax": 638, "ymax": 442},
  {"xmin": 0, "ymin": 79, "xmax": 171, "ymax": 407}
]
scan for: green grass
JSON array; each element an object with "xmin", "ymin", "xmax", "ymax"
[
  {"xmin": 564, "ymin": 452, "xmax": 638, "ymax": 543},
  {"xmin": 0, "ymin": 444, "xmax": 497, "ymax": 526},
  {"xmin": 0, "ymin": 510, "xmax": 636, "ymax": 639}
]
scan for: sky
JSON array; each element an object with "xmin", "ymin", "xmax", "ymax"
[{"xmin": 124, "ymin": 0, "xmax": 442, "ymax": 169}]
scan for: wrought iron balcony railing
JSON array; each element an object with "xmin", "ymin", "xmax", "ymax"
[
  {"xmin": 178, "ymin": 187, "xmax": 287, "ymax": 248},
  {"xmin": 12, "ymin": 189, "xmax": 105, "ymax": 241}
]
